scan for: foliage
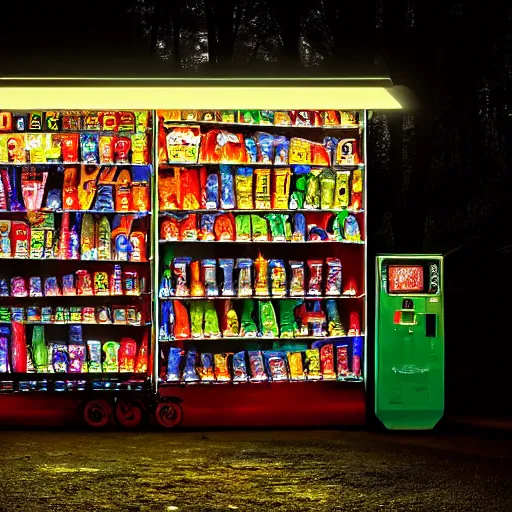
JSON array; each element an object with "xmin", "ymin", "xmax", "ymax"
[{"xmin": 130, "ymin": 0, "xmax": 512, "ymax": 255}]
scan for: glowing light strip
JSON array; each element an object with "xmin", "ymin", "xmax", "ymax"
[{"xmin": 0, "ymin": 86, "xmax": 403, "ymax": 110}]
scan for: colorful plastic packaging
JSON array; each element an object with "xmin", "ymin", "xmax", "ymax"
[
  {"xmin": 291, "ymin": 213, "xmax": 306, "ymax": 242},
  {"xmin": 245, "ymin": 137, "xmax": 257, "ymax": 163},
  {"xmin": 93, "ymin": 272, "xmax": 109, "ymax": 296},
  {"xmin": 204, "ymin": 301, "xmax": 220, "ymax": 338},
  {"xmin": 199, "ymin": 213, "xmax": 217, "ymax": 241},
  {"xmin": 326, "ymin": 258, "xmax": 342, "ymax": 295},
  {"xmin": 248, "ymin": 351, "xmax": 268, "ymax": 382},
  {"xmin": 320, "ymin": 344, "xmax": 336, "ymax": 380},
  {"xmin": 166, "ymin": 347, "xmax": 183, "ymax": 382},
  {"xmin": 10, "ymin": 277, "xmax": 27, "ymax": 297},
  {"xmin": 254, "ymin": 168, "xmax": 271, "ymax": 209},
  {"xmin": 173, "ymin": 257, "xmax": 192, "ymax": 296},
  {"xmin": 76, "ymin": 270, "xmax": 93, "ymax": 296},
  {"xmin": 254, "ymin": 253, "xmax": 269, "ymax": 296},
  {"xmin": 304, "ymin": 169, "xmax": 321, "ymax": 209},
  {"xmin": 269, "ymin": 259, "xmax": 287, "ymax": 297},
  {"xmin": 232, "ymin": 351, "xmax": 248, "ymax": 382},
  {"xmin": 320, "ymin": 169, "xmax": 336, "ymax": 209},
  {"xmin": 68, "ymin": 343, "xmax": 86, "ymax": 373},
  {"xmin": 305, "ymin": 348, "xmax": 321, "ymax": 380},
  {"xmin": 199, "ymin": 353, "xmax": 215, "ymax": 382},
  {"xmin": 235, "ymin": 215, "xmax": 252, "ymax": 241},
  {"xmin": 274, "ymin": 136, "xmax": 290, "ymax": 165},
  {"xmin": 264, "ymin": 351, "xmax": 289, "ymax": 381},
  {"xmin": 190, "ymin": 301, "xmax": 204, "ymax": 338},
  {"xmin": 287, "ymin": 352, "xmax": 305, "ymax": 381},
  {"xmin": 336, "ymin": 345, "xmax": 349, "ymax": 380},
  {"xmin": 219, "ymin": 259, "xmax": 235, "ymax": 296},
  {"xmin": 251, "ymin": 215, "xmax": 268, "ymax": 241},
  {"xmin": 205, "ymin": 173, "xmax": 219, "ymax": 209},
  {"xmin": 51, "ymin": 343, "xmax": 69, "ymax": 373},
  {"xmin": 265, "ymin": 213, "xmax": 287, "ymax": 241},
  {"xmin": 351, "ymin": 337, "xmax": 363, "ymax": 378},
  {"xmin": 44, "ymin": 276, "xmax": 60, "ymax": 296},
  {"xmin": 183, "ymin": 351, "xmax": 200, "ymax": 382},
  {"xmin": 272, "ymin": 168, "xmax": 291, "ymax": 209},
  {"xmin": 350, "ymin": 169, "xmax": 363, "ymax": 210},
  {"xmin": 240, "ymin": 300, "xmax": 258, "ymax": 337},
  {"xmin": 236, "ymin": 258, "xmax": 253, "ymax": 296},
  {"xmin": 344, "ymin": 214, "xmax": 361, "ymax": 242},
  {"xmin": 173, "ymin": 300, "xmax": 191, "ymax": 339},
  {"xmin": 219, "ymin": 165, "xmax": 235, "ymax": 209},
  {"xmin": 259, "ymin": 301, "xmax": 279, "ymax": 338},
  {"xmin": 279, "ymin": 299, "xmax": 301, "ymax": 338},
  {"xmin": 61, "ymin": 274, "xmax": 76, "ymax": 296},
  {"xmin": 214, "ymin": 353, "xmax": 231, "ymax": 382},
  {"xmin": 222, "ymin": 300, "xmax": 239, "ymax": 337},
  {"xmin": 190, "ymin": 261, "xmax": 205, "ymax": 297},
  {"xmin": 202, "ymin": 259, "xmax": 219, "ymax": 296},
  {"xmin": 214, "ymin": 213, "xmax": 235, "ymax": 241},
  {"xmin": 235, "ymin": 167, "xmax": 254, "ymax": 209},
  {"xmin": 307, "ymin": 260, "xmax": 324, "ymax": 295},
  {"xmin": 334, "ymin": 170, "xmax": 351, "ymax": 208},
  {"xmin": 326, "ymin": 300, "xmax": 346, "ymax": 336},
  {"xmin": 336, "ymin": 138, "xmax": 360, "ymax": 165}
]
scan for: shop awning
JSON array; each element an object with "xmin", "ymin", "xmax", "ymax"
[{"xmin": 0, "ymin": 77, "xmax": 411, "ymax": 110}]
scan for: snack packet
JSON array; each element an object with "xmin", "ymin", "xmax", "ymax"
[
  {"xmin": 233, "ymin": 351, "xmax": 249, "ymax": 382},
  {"xmin": 259, "ymin": 301, "xmax": 279, "ymax": 338},
  {"xmin": 248, "ymin": 351, "xmax": 267, "ymax": 381},
  {"xmin": 263, "ymin": 351, "xmax": 289, "ymax": 381}
]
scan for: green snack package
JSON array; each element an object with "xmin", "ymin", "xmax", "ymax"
[
  {"xmin": 190, "ymin": 301, "xmax": 205, "ymax": 338},
  {"xmin": 279, "ymin": 299, "xmax": 302, "ymax": 338},
  {"xmin": 251, "ymin": 215, "xmax": 268, "ymax": 241},
  {"xmin": 284, "ymin": 217, "xmax": 293, "ymax": 241},
  {"xmin": 31, "ymin": 325, "xmax": 48, "ymax": 372},
  {"xmin": 320, "ymin": 169, "xmax": 336, "ymax": 209},
  {"xmin": 204, "ymin": 301, "xmax": 220, "ymax": 338},
  {"xmin": 259, "ymin": 300, "xmax": 279, "ymax": 338},
  {"xmin": 333, "ymin": 211, "xmax": 350, "ymax": 240},
  {"xmin": 265, "ymin": 213, "xmax": 287, "ymax": 241},
  {"xmin": 235, "ymin": 214, "xmax": 251, "ymax": 241},
  {"xmin": 223, "ymin": 300, "xmax": 240, "ymax": 337},
  {"xmin": 304, "ymin": 169, "xmax": 321, "ymax": 209},
  {"xmin": 240, "ymin": 300, "xmax": 258, "ymax": 337}
]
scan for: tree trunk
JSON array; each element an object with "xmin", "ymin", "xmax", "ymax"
[{"xmin": 204, "ymin": 0, "xmax": 218, "ymax": 65}]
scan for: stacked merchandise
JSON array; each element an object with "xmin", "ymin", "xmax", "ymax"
[
  {"xmin": 0, "ymin": 110, "xmax": 151, "ymax": 165},
  {"xmin": 0, "ymin": 212, "xmax": 147, "ymax": 261},
  {"xmin": 159, "ymin": 298, "xmax": 361, "ymax": 341},
  {"xmin": 159, "ymin": 210, "xmax": 361, "ymax": 243},
  {"xmin": 0, "ymin": 324, "xmax": 148, "ymax": 378},
  {"xmin": 159, "ymin": 256, "xmax": 358, "ymax": 298},
  {"xmin": 163, "ymin": 337, "xmax": 363, "ymax": 383},
  {"xmin": 0, "ymin": 110, "xmax": 153, "ymax": 389},
  {"xmin": 157, "ymin": 108, "xmax": 366, "ymax": 388}
]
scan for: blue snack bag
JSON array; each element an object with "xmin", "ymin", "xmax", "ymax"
[
  {"xmin": 219, "ymin": 165, "xmax": 235, "ymax": 209},
  {"xmin": 80, "ymin": 133, "xmax": 100, "ymax": 163},
  {"xmin": 219, "ymin": 258, "xmax": 235, "ymax": 296},
  {"xmin": 256, "ymin": 132, "xmax": 274, "ymax": 164},
  {"xmin": 233, "ymin": 351, "xmax": 249, "ymax": 382},
  {"xmin": 200, "ymin": 213, "xmax": 217, "ymax": 241},
  {"xmin": 183, "ymin": 350, "xmax": 200, "ymax": 382},
  {"xmin": 166, "ymin": 346, "xmax": 183, "ymax": 382},
  {"xmin": 274, "ymin": 136, "xmax": 290, "ymax": 165},
  {"xmin": 245, "ymin": 137, "xmax": 257, "ymax": 163},
  {"xmin": 199, "ymin": 353, "xmax": 215, "ymax": 381},
  {"xmin": 205, "ymin": 173, "xmax": 219, "ymax": 209},
  {"xmin": 0, "ymin": 279, "xmax": 9, "ymax": 297},
  {"xmin": 292, "ymin": 213, "xmax": 306, "ymax": 241}
]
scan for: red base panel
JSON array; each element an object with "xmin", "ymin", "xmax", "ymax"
[
  {"xmin": 0, "ymin": 393, "xmax": 83, "ymax": 427},
  {"xmin": 159, "ymin": 381, "xmax": 366, "ymax": 428}
]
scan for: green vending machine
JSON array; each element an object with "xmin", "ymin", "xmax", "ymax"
[{"xmin": 375, "ymin": 255, "xmax": 444, "ymax": 430}]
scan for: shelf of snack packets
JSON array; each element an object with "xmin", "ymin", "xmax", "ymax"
[
  {"xmin": 158, "ymin": 113, "xmax": 361, "ymax": 167},
  {"xmin": 0, "ymin": 304, "xmax": 147, "ymax": 325},
  {"xmin": 159, "ymin": 255, "xmax": 359, "ymax": 299},
  {"xmin": 159, "ymin": 294, "xmax": 361, "ymax": 341},
  {"xmin": 159, "ymin": 210, "xmax": 362, "ymax": 244},
  {"xmin": 0, "ymin": 165, "xmax": 151, "ymax": 213},
  {"xmin": 0, "ymin": 324, "xmax": 149, "ymax": 381},
  {"xmin": 160, "ymin": 109, "xmax": 361, "ymax": 129},
  {"xmin": 160, "ymin": 337, "xmax": 364, "ymax": 384},
  {"xmin": 0, "ymin": 212, "xmax": 148, "ymax": 261},
  {"xmin": 0, "ymin": 110, "xmax": 151, "ymax": 165},
  {"xmin": 1, "ymin": 264, "xmax": 144, "ymax": 298},
  {"xmin": 158, "ymin": 163, "xmax": 362, "ymax": 212}
]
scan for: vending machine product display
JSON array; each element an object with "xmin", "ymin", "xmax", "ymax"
[
  {"xmin": 0, "ymin": 76, "xmax": 432, "ymax": 429},
  {"xmin": 154, "ymin": 109, "xmax": 367, "ymax": 427},
  {"xmin": 0, "ymin": 109, "xmax": 154, "ymax": 427}
]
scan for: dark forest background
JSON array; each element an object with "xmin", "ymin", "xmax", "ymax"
[{"xmin": 1, "ymin": 0, "xmax": 511, "ymax": 416}]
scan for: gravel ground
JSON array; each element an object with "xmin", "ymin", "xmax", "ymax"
[{"xmin": 0, "ymin": 429, "xmax": 511, "ymax": 512}]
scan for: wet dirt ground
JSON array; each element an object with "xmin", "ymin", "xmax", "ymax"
[{"xmin": 0, "ymin": 429, "xmax": 511, "ymax": 512}]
